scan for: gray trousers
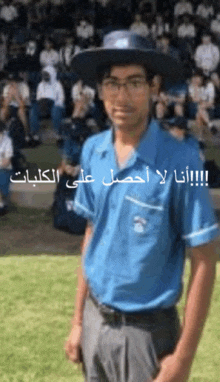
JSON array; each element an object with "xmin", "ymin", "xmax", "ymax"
[{"xmin": 81, "ymin": 296, "xmax": 180, "ymax": 382}]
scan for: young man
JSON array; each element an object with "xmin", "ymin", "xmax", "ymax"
[{"xmin": 65, "ymin": 31, "xmax": 219, "ymax": 382}]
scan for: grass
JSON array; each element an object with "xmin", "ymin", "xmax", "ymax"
[{"xmin": 0, "ymin": 256, "xmax": 219, "ymax": 382}]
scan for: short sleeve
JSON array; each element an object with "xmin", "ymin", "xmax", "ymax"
[
  {"xmin": 177, "ymin": 150, "xmax": 219, "ymax": 247},
  {"xmin": 3, "ymin": 84, "xmax": 8, "ymax": 99},
  {"xmin": 71, "ymin": 85, "xmax": 76, "ymax": 100},
  {"xmin": 73, "ymin": 140, "xmax": 95, "ymax": 222},
  {"xmin": 4, "ymin": 135, "xmax": 13, "ymax": 159}
]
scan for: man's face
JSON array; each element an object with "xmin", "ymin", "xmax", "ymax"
[
  {"xmin": 66, "ymin": 37, "xmax": 74, "ymax": 45},
  {"xmin": 192, "ymin": 74, "xmax": 203, "ymax": 86},
  {"xmin": 98, "ymin": 65, "xmax": 150, "ymax": 133},
  {"xmin": 45, "ymin": 40, "xmax": 52, "ymax": 50},
  {"xmin": 202, "ymin": 36, "xmax": 211, "ymax": 45}
]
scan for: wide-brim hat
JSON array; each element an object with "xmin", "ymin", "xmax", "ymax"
[{"xmin": 71, "ymin": 30, "xmax": 184, "ymax": 86}]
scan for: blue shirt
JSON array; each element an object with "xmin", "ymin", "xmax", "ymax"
[{"xmin": 74, "ymin": 119, "xmax": 219, "ymax": 312}]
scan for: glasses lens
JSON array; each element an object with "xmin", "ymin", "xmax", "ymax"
[{"xmin": 103, "ymin": 79, "xmax": 147, "ymax": 95}]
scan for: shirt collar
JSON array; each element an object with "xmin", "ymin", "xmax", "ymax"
[{"xmin": 96, "ymin": 119, "xmax": 160, "ymax": 166}]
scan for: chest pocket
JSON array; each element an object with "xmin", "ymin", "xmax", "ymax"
[{"xmin": 124, "ymin": 195, "xmax": 165, "ymax": 238}]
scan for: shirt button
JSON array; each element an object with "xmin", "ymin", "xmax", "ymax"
[{"xmin": 111, "ymin": 203, "xmax": 116, "ymax": 209}]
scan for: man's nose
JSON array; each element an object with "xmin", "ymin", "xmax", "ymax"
[{"xmin": 115, "ymin": 83, "xmax": 130, "ymax": 100}]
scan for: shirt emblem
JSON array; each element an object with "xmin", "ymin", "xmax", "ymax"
[{"xmin": 133, "ymin": 216, "xmax": 147, "ymax": 233}]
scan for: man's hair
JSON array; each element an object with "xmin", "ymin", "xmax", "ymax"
[
  {"xmin": 96, "ymin": 63, "xmax": 155, "ymax": 84},
  {"xmin": 159, "ymin": 32, "xmax": 171, "ymax": 41},
  {"xmin": 192, "ymin": 68, "xmax": 204, "ymax": 78}
]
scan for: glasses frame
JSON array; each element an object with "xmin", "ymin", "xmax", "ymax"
[{"xmin": 101, "ymin": 76, "xmax": 148, "ymax": 97}]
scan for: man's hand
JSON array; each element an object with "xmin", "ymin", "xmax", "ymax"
[
  {"xmin": 65, "ymin": 324, "xmax": 83, "ymax": 363},
  {"xmin": 152, "ymin": 353, "xmax": 192, "ymax": 382}
]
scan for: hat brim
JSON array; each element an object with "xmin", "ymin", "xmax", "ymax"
[{"xmin": 71, "ymin": 48, "xmax": 184, "ymax": 86}]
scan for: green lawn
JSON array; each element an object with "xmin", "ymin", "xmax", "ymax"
[{"xmin": 0, "ymin": 256, "xmax": 219, "ymax": 382}]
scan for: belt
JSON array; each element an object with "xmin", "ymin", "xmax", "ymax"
[{"xmin": 89, "ymin": 290, "xmax": 176, "ymax": 325}]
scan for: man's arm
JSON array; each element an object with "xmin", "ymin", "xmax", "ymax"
[
  {"xmin": 153, "ymin": 242, "xmax": 217, "ymax": 382},
  {"xmin": 65, "ymin": 222, "xmax": 93, "ymax": 363}
]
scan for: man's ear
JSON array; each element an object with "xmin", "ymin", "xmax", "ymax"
[{"xmin": 97, "ymin": 84, "xmax": 103, "ymax": 100}]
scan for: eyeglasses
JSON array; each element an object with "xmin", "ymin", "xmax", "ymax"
[{"xmin": 102, "ymin": 78, "xmax": 148, "ymax": 96}]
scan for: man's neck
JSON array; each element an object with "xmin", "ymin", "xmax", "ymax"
[{"xmin": 114, "ymin": 121, "xmax": 148, "ymax": 147}]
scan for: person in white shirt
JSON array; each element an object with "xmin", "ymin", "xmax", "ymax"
[
  {"xmin": 187, "ymin": 70, "xmax": 215, "ymax": 141},
  {"xmin": 130, "ymin": 14, "xmax": 150, "ymax": 38},
  {"xmin": 71, "ymin": 79, "xmax": 95, "ymax": 119},
  {"xmin": 177, "ymin": 14, "xmax": 196, "ymax": 59},
  {"xmin": 151, "ymin": 14, "xmax": 169, "ymax": 41},
  {"xmin": 177, "ymin": 14, "xmax": 196, "ymax": 38},
  {"xmin": 39, "ymin": 38, "xmax": 59, "ymax": 68},
  {"xmin": 196, "ymin": 76, "xmax": 216, "ymax": 141},
  {"xmin": 59, "ymin": 35, "xmax": 81, "ymax": 72},
  {"xmin": 194, "ymin": 33, "xmax": 220, "ymax": 76},
  {"xmin": 0, "ymin": 73, "xmax": 30, "ymax": 135},
  {"xmin": 0, "ymin": 119, "xmax": 13, "ymax": 214},
  {"xmin": 29, "ymin": 65, "xmax": 65, "ymax": 144},
  {"xmin": 76, "ymin": 17, "xmax": 94, "ymax": 48},
  {"xmin": 174, "ymin": 0, "xmax": 193, "ymax": 18},
  {"xmin": 0, "ymin": 0, "xmax": 18, "ymax": 24},
  {"xmin": 196, "ymin": 0, "xmax": 214, "ymax": 20}
]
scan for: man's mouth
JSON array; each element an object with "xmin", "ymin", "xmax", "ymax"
[{"xmin": 114, "ymin": 107, "xmax": 134, "ymax": 115}]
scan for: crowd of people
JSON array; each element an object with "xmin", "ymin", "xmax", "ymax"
[{"xmin": 1, "ymin": 0, "xmax": 220, "ymax": 219}]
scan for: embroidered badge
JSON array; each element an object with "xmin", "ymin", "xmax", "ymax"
[{"xmin": 133, "ymin": 216, "xmax": 147, "ymax": 233}]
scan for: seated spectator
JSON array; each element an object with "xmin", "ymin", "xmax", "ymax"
[
  {"xmin": 76, "ymin": 16, "xmax": 94, "ymax": 48},
  {"xmin": 29, "ymin": 65, "xmax": 65, "ymax": 145},
  {"xmin": 196, "ymin": 0, "xmax": 214, "ymax": 20},
  {"xmin": 0, "ymin": 0, "xmax": 19, "ymax": 31},
  {"xmin": 156, "ymin": 33, "xmax": 180, "ymax": 60},
  {"xmin": 167, "ymin": 116, "xmax": 189, "ymax": 141},
  {"xmin": 0, "ymin": 72, "xmax": 30, "ymax": 137},
  {"xmin": 39, "ymin": 37, "xmax": 59, "ymax": 68},
  {"xmin": 129, "ymin": 13, "xmax": 150, "ymax": 38},
  {"xmin": 210, "ymin": 14, "xmax": 220, "ymax": 43},
  {"xmin": 22, "ymin": 38, "xmax": 41, "ymax": 88},
  {"xmin": 24, "ymin": 38, "xmax": 40, "ymax": 71},
  {"xmin": 174, "ymin": 0, "xmax": 193, "ymax": 19},
  {"xmin": 5, "ymin": 33, "xmax": 24, "ymax": 73},
  {"xmin": 59, "ymin": 34, "xmax": 81, "ymax": 73},
  {"xmin": 27, "ymin": 0, "xmax": 47, "ymax": 31},
  {"xmin": 53, "ymin": 155, "xmax": 86, "ymax": 235},
  {"xmin": 0, "ymin": 119, "xmax": 13, "ymax": 215},
  {"xmin": 177, "ymin": 14, "xmax": 196, "ymax": 39},
  {"xmin": 194, "ymin": 33, "xmax": 220, "ymax": 76},
  {"xmin": 53, "ymin": 84, "xmax": 97, "ymax": 233},
  {"xmin": 151, "ymin": 14, "xmax": 170, "ymax": 41},
  {"xmin": 176, "ymin": 14, "xmax": 196, "ymax": 63},
  {"xmin": 71, "ymin": 79, "xmax": 96, "ymax": 120},
  {"xmin": 187, "ymin": 70, "xmax": 215, "ymax": 141},
  {"xmin": 155, "ymin": 79, "xmax": 187, "ymax": 120},
  {"xmin": 196, "ymin": 75, "xmax": 216, "ymax": 140},
  {"xmin": 166, "ymin": 115, "xmax": 205, "ymax": 159},
  {"xmin": 150, "ymin": 74, "xmax": 164, "ymax": 117}
]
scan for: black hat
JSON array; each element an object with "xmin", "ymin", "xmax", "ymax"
[
  {"xmin": 168, "ymin": 116, "xmax": 188, "ymax": 130},
  {"xmin": 71, "ymin": 30, "xmax": 183, "ymax": 85}
]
